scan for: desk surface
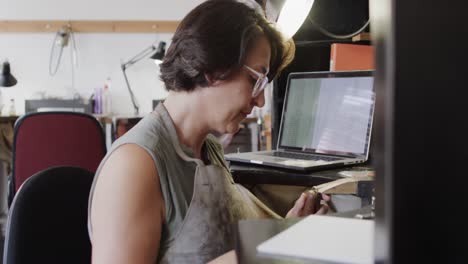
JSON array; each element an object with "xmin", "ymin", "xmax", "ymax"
[
  {"xmin": 235, "ymin": 206, "xmax": 373, "ymax": 264},
  {"xmin": 0, "ymin": 116, "xmax": 19, "ymax": 122}
]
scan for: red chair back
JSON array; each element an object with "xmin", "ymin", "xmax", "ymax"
[{"xmin": 11, "ymin": 112, "xmax": 106, "ymax": 194}]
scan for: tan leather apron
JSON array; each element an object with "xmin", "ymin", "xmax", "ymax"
[{"xmin": 159, "ymin": 127, "xmax": 280, "ymax": 263}]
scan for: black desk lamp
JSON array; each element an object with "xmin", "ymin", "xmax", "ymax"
[
  {"xmin": 121, "ymin": 41, "xmax": 166, "ymax": 115},
  {"xmin": 0, "ymin": 60, "xmax": 17, "ymax": 87},
  {"xmin": 0, "ymin": 60, "xmax": 17, "ymax": 113}
]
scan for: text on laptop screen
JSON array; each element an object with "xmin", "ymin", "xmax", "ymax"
[{"xmin": 279, "ymin": 75, "xmax": 374, "ymax": 156}]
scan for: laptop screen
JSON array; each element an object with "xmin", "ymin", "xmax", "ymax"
[{"xmin": 278, "ymin": 71, "xmax": 375, "ymax": 158}]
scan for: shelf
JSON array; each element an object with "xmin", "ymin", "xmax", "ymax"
[
  {"xmin": 0, "ymin": 116, "xmax": 19, "ymax": 122},
  {"xmin": 0, "ymin": 20, "xmax": 179, "ymax": 33},
  {"xmin": 352, "ymin": 32, "xmax": 371, "ymax": 42}
]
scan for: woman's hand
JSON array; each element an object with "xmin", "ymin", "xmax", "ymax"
[{"xmin": 286, "ymin": 192, "xmax": 331, "ymax": 218}]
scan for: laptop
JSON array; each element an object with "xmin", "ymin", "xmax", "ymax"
[{"xmin": 225, "ymin": 70, "xmax": 375, "ymax": 171}]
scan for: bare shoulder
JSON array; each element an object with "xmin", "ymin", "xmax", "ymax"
[
  {"xmin": 91, "ymin": 144, "xmax": 165, "ymax": 263},
  {"xmin": 91, "ymin": 143, "xmax": 164, "ymax": 222},
  {"xmin": 92, "ymin": 144, "xmax": 162, "ymax": 211},
  {"xmin": 101, "ymin": 143, "xmax": 157, "ymax": 177}
]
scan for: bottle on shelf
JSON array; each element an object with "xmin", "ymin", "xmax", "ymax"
[
  {"xmin": 102, "ymin": 77, "xmax": 112, "ymax": 115},
  {"xmin": 9, "ymin": 98, "xmax": 16, "ymax": 116},
  {"xmin": 93, "ymin": 87, "xmax": 102, "ymax": 114}
]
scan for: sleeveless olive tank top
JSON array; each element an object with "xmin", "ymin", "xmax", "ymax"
[{"xmin": 88, "ymin": 103, "xmax": 280, "ymax": 263}]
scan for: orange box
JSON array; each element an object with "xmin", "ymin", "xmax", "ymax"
[{"xmin": 330, "ymin": 43, "xmax": 374, "ymax": 71}]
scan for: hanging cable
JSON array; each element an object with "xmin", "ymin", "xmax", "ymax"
[
  {"xmin": 49, "ymin": 32, "xmax": 65, "ymax": 76},
  {"xmin": 69, "ymin": 29, "xmax": 78, "ymax": 92},
  {"xmin": 71, "ymin": 29, "xmax": 78, "ymax": 67},
  {"xmin": 49, "ymin": 25, "xmax": 73, "ymax": 76},
  {"xmin": 67, "ymin": 28, "xmax": 81, "ymax": 110}
]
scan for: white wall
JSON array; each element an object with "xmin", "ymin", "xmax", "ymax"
[
  {"xmin": 0, "ymin": 0, "xmax": 203, "ymax": 20},
  {"xmin": 0, "ymin": 0, "xmax": 205, "ymax": 115}
]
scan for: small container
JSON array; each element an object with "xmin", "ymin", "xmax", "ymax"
[
  {"xmin": 9, "ymin": 98, "xmax": 16, "ymax": 116},
  {"xmin": 94, "ymin": 87, "xmax": 102, "ymax": 114},
  {"xmin": 102, "ymin": 78, "xmax": 112, "ymax": 115}
]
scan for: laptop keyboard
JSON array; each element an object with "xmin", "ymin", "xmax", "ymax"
[{"xmin": 271, "ymin": 152, "xmax": 343, "ymax": 161}]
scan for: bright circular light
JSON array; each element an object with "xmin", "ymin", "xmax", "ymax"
[{"xmin": 276, "ymin": 0, "xmax": 315, "ymax": 39}]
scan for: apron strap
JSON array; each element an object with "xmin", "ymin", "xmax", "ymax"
[{"xmin": 204, "ymin": 136, "xmax": 236, "ymax": 184}]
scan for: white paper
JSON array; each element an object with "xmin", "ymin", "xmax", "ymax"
[{"xmin": 257, "ymin": 215, "xmax": 374, "ymax": 264}]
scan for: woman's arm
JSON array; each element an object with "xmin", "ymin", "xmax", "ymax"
[{"xmin": 90, "ymin": 144, "xmax": 165, "ymax": 264}]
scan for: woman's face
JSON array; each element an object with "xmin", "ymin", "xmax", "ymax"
[{"xmin": 205, "ymin": 36, "xmax": 271, "ymax": 134}]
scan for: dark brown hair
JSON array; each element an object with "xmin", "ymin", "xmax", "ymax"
[{"xmin": 159, "ymin": 0, "xmax": 295, "ymax": 92}]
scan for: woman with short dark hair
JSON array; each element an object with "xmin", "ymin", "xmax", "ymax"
[
  {"xmin": 160, "ymin": 0, "xmax": 292, "ymax": 93},
  {"xmin": 88, "ymin": 1, "xmax": 329, "ymax": 263}
]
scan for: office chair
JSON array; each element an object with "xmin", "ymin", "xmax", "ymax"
[
  {"xmin": 8, "ymin": 112, "xmax": 106, "ymax": 206},
  {"xmin": 3, "ymin": 166, "xmax": 93, "ymax": 264}
]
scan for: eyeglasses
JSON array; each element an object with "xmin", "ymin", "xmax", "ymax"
[{"xmin": 244, "ymin": 65, "xmax": 269, "ymax": 98}]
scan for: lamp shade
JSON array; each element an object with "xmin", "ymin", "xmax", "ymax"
[
  {"xmin": 150, "ymin": 41, "xmax": 167, "ymax": 64},
  {"xmin": 0, "ymin": 61, "xmax": 17, "ymax": 87},
  {"xmin": 276, "ymin": 0, "xmax": 315, "ymax": 39},
  {"xmin": 268, "ymin": 0, "xmax": 369, "ymax": 41}
]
